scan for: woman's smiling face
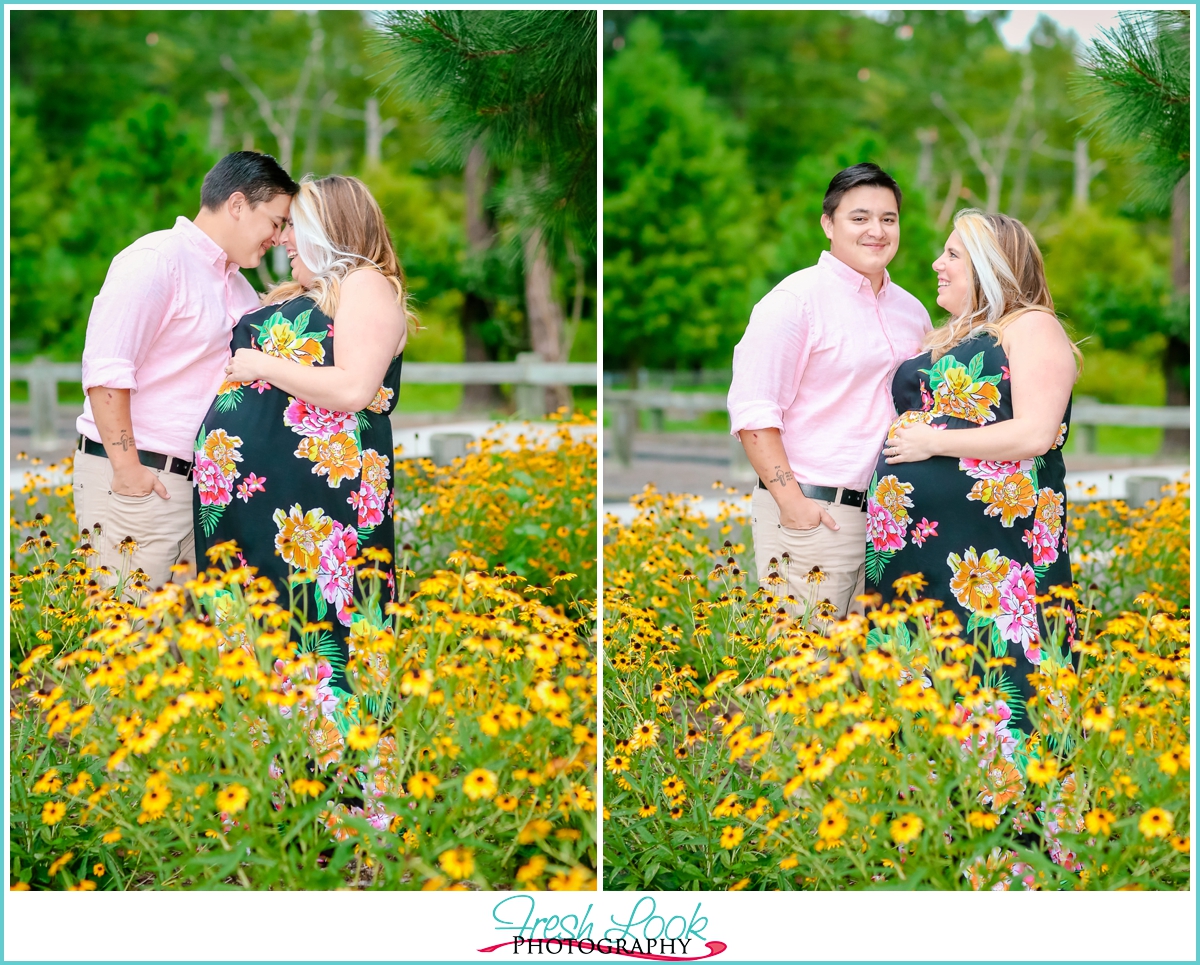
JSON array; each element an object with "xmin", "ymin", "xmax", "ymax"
[
  {"xmin": 280, "ymin": 221, "xmax": 315, "ymax": 287},
  {"xmin": 933, "ymin": 229, "xmax": 972, "ymax": 316}
]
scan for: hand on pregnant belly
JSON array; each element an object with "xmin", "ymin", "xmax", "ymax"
[{"xmin": 884, "ymin": 419, "xmax": 947, "ymax": 464}]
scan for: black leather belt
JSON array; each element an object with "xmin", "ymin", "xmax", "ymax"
[
  {"xmin": 758, "ymin": 477, "xmax": 867, "ymax": 511},
  {"xmin": 79, "ymin": 435, "xmax": 193, "ymax": 478}
]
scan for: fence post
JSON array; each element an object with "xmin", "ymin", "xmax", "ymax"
[
  {"xmin": 514, "ymin": 352, "xmax": 545, "ymax": 420},
  {"xmin": 28, "ymin": 356, "xmax": 61, "ymax": 451},
  {"xmin": 612, "ymin": 398, "xmax": 635, "ymax": 467}
]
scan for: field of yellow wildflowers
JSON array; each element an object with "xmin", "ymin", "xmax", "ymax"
[
  {"xmin": 602, "ymin": 482, "xmax": 1190, "ymax": 890},
  {"xmin": 10, "ymin": 416, "xmax": 597, "ymax": 891}
]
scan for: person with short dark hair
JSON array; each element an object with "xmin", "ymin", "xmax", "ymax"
[
  {"xmin": 727, "ymin": 162, "xmax": 931, "ymax": 620},
  {"xmin": 74, "ymin": 151, "xmax": 299, "ymax": 591}
]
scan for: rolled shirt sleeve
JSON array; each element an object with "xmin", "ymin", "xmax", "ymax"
[
  {"xmin": 80, "ymin": 248, "xmax": 175, "ymax": 394},
  {"xmin": 727, "ymin": 288, "xmax": 811, "ymax": 437}
]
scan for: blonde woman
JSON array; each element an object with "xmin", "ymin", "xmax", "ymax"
[
  {"xmin": 865, "ymin": 209, "xmax": 1078, "ymax": 711},
  {"xmin": 194, "ymin": 175, "xmax": 409, "ymax": 710}
]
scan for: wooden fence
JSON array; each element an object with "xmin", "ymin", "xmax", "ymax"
[
  {"xmin": 10, "ymin": 355, "xmax": 598, "ymax": 450},
  {"xmin": 606, "ymin": 389, "xmax": 1192, "ymax": 467}
]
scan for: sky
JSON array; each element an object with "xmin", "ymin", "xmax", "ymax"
[{"xmin": 996, "ymin": 8, "xmax": 1125, "ymax": 50}]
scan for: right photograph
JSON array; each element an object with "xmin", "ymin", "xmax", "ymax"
[{"xmin": 602, "ymin": 10, "xmax": 1191, "ymax": 890}]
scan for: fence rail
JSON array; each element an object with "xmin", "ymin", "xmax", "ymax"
[
  {"xmin": 605, "ymin": 388, "xmax": 1192, "ymax": 467},
  {"xmin": 10, "ymin": 356, "xmax": 598, "ymax": 450}
]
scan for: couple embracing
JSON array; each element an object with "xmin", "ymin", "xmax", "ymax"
[
  {"xmin": 729, "ymin": 163, "xmax": 1078, "ymax": 708},
  {"xmin": 74, "ymin": 151, "xmax": 410, "ymax": 695}
]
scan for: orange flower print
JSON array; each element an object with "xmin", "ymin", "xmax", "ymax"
[
  {"xmin": 272, "ymin": 504, "xmax": 333, "ymax": 571},
  {"xmin": 978, "ymin": 759, "xmax": 1025, "ymax": 813},
  {"xmin": 201, "ymin": 429, "xmax": 244, "ymax": 480},
  {"xmin": 305, "ymin": 715, "xmax": 344, "ymax": 768},
  {"xmin": 295, "ymin": 431, "xmax": 362, "ymax": 486},
  {"xmin": 923, "ymin": 354, "xmax": 1002, "ymax": 424},
  {"xmin": 359, "ymin": 448, "xmax": 390, "ymax": 496},
  {"xmin": 366, "ymin": 385, "xmax": 394, "ymax": 414},
  {"xmin": 967, "ymin": 472, "xmax": 1036, "ymax": 527},
  {"xmin": 257, "ymin": 309, "xmax": 326, "ymax": 366},
  {"xmin": 1051, "ymin": 422, "xmax": 1068, "ymax": 449},
  {"xmin": 947, "ymin": 547, "xmax": 1012, "ymax": 615},
  {"xmin": 1035, "ymin": 487, "xmax": 1064, "ymax": 537},
  {"xmin": 874, "ymin": 475, "xmax": 915, "ymax": 526}
]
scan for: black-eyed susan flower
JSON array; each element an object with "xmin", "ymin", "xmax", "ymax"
[
  {"xmin": 463, "ymin": 768, "xmax": 498, "ymax": 801},
  {"xmin": 495, "ymin": 794, "xmax": 519, "ymax": 812},
  {"xmin": 1138, "ymin": 808, "xmax": 1174, "ymax": 839},
  {"xmin": 216, "ymin": 783, "xmax": 249, "ymax": 815},
  {"xmin": 889, "ymin": 814, "xmax": 923, "ymax": 846},
  {"xmin": 438, "ymin": 846, "xmax": 475, "ymax": 880},
  {"xmin": 41, "ymin": 801, "xmax": 66, "ymax": 825},
  {"xmin": 719, "ymin": 826, "xmax": 744, "ymax": 849}
]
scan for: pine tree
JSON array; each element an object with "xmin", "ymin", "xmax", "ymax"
[
  {"xmin": 1074, "ymin": 11, "xmax": 1190, "ymax": 450},
  {"xmin": 1074, "ymin": 10, "xmax": 1190, "ymax": 209},
  {"xmin": 380, "ymin": 11, "xmax": 596, "ymax": 410}
]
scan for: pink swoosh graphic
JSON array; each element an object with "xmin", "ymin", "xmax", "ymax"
[{"xmin": 477, "ymin": 939, "xmax": 728, "ymax": 961}]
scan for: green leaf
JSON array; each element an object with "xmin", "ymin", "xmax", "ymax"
[
  {"xmin": 865, "ymin": 546, "xmax": 892, "ymax": 584},
  {"xmin": 967, "ymin": 351, "xmax": 985, "ymax": 380},
  {"xmin": 356, "ymin": 411, "xmax": 371, "ymax": 432},
  {"xmin": 214, "ymin": 386, "xmax": 243, "ymax": 413},
  {"xmin": 990, "ymin": 622, "xmax": 1007, "ymax": 658},
  {"xmin": 314, "ymin": 590, "xmax": 328, "ymax": 621},
  {"xmin": 198, "ymin": 503, "xmax": 224, "ymax": 538},
  {"xmin": 965, "ymin": 611, "xmax": 993, "ymax": 634},
  {"xmin": 866, "ymin": 628, "xmax": 887, "ymax": 650}
]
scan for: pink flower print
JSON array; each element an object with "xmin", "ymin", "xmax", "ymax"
[
  {"xmin": 348, "ymin": 486, "xmax": 385, "ymax": 529},
  {"xmin": 995, "ymin": 563, "xmax": 1041, "ymax": 661},
  {"xmin": 250, "ymin": 379, "xmax": 272, "ymax": 394},
  {"xmin": 283, "ymin": 397, "xmax": 356, "ymax": 440},
  {"xmin": 920, "ymin": 379, "xmax": 934, "ymax": 412},
  {"xmin": 317, "ymin": 522, "xmax": 358, "ymax": 627},
  {"xmin": 960, "ymin": 458, "xmax": 1033, "ymax": 481},
  {"xmin": 1021, "ymin": 519, "xmax": 1059, "ymax": 567},
  {"xmin": 910, "ymin": 517, "xmax": 939, "ymax": 548},
  {"xmin": 194, "ymin": 455, "xmax": 234, "ymax": 507},
  {"xmin": 866, "ymin": 499, "xmax": 906, "ymax": 553},
  {"xmin": 1001, "ymin": 365, "xmax": 1011, "ymax": 381},
  {"xmin": 236, "ymin": 472, "xmax": 267, "ymax": 504}
]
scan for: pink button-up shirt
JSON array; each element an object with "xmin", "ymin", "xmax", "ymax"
[
  {"xmin": 728, "ymin": 251, "xmax": 932, "ymax": 492},
  {"xmin": 77, "ymin": 217, "xmax": 262, "ymax": 461}
]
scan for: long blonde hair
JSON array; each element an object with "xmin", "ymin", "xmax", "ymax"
[
  {"xmin": 927, "ymin": 209, "xmax": 1078, "ymax": 366},
  {"xmin": 266, "ymin": 175, "xmax": 414, "ymax": 327}
]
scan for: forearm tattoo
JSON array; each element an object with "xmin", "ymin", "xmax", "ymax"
[
  {"xmin": 117, "ymin": 430, "xmax": 134, "ymax": 452},
  {"xmin": 769, "ymin": 465, "xmax": 794, "ymax": 488}
]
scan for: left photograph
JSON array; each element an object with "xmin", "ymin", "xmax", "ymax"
[{"xmin": 9, "ymin": 9, "xmax": 598, "ymax": 891}]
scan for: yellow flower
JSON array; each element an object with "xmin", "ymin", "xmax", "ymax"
[
  {"xmin": 516, "ymin": 855, "xmax": 548, "ymax": 883},
  {"xmin": 606, "ymin": 755, "xmax": 629, "ymax": 773},
  {"xmin": 930, "ymin": 361, "xmax": 1001, "ymax": 424},
  {"xmin": 32, "ymin": 768, "xmax": 63, "ymax": 794},
  {"xmin": 346, "ymin": 724, "xmax": 380, "ymax": 751},
  {"xmin": 260, "ymin": 316, "xmax": 325, "ymax": 366},
  {"xmin": 874, "ymin": 475, "xmax": 915, "ymax": 526},
  {"xmin": 779, "ymin": 855, "xmax": 799, "ymax": 870},
  {"xmin": 495, "ymin": 794, "xmax": 519, "ymax": 812},
  {"xmin": 41, "ymin": 801, "xmax": 66, "ymax": 825},
  {"xmin": 463, "ymin": 768, "xmax": 498, "ymax": 801},
  {"xmin": 889, "ymin": 814, "xmax": 924, "ymax": 845},
  {"xmin": 93, "ymin": 863, "xmax": 105, "ymax": 877},
  {"xmin": 67, "ymin": 879, "xmax": 97, "ymax": 891},
  {"xmin": 201, "ymin": 428, "xmax": 244, "ymax": 480},
  {"xmin": 47, "ymin": 851, "xmax": 74, "ymax": 876},
  {"xmin": 1085, "ymin": 808, "xmax": 1116, "ymax": 837},
  {"xmin": 438, "ymin": 846, "xmax": 475, "ymax": 880},
  {"xmin": 408, "ymin": 771, "xmax": 440, "ymax": 800},
  {"xmin": 719, "ymin": 826, "xmax": 744, "ymax": 849},
  {"xmin": 630, "ymin": 719, "xmax": 660, "ymax": 749},
  {"xmin": 216, "ymin": 783, "xmax": 250, "ymax": 815},
  {"xmin": 966, "ymin": 811, "xmax": 1001, "ymax": 830},
  {"xmin": 818, "ymin": 811, "xmax": 849, "ymax": 842},
  {"xmin": 290, "ymin": 778, "xmax": 327, "ymax": 798},
  {"xmin": 1138, "ymin": 808, "xmax": 1174, "ymax": 840},
  {"xmin": 1156, "ymin": 746, "xmax": 1188, "ymax": 776},
  {"xmin": 1025, "ymin": 758, "xmax": 1059, "ymax": 786},
  {"xmin": 518, "ymin": 819, "xmax": 554, "ymax": 843},
  {"xmin": 101, "ymin": 829, "xmax": 122, "ymax": 845}
]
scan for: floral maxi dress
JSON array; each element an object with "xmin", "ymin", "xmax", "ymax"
[
  {"xmin": 864, "ymin": 333, "xmax": 1075, "ymax": 712},
  {"xmin": 193, "ymin": 295, "xmax": 401, "ymax": 699}
]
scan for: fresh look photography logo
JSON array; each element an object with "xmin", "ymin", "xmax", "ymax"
[{"xmin": 479, "ymin": 896, "xmax": 728, "ymax": 959}]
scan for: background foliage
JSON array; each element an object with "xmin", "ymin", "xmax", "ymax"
[
  {"xmin": 10, "ymin": 10, "xmax": 597, "ymax": 394},
  {"xmin": 602, "ymin": 10, "xmax": 1188, "ymax": 415}
]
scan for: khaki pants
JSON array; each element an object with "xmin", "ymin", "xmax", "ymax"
[
  {"xmin": 72, "ymin": 450, "xmax": 196, "ymax": 591},
  {"xmin": 751, "ymin": 486, "xmax": 867, "ymax": 620}
]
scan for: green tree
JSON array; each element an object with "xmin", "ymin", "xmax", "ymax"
[{"xmin": 603, "ymin": 18, "xmax": 764, "ymax": 371}]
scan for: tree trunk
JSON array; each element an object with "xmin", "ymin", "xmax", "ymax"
[
  {"xmin": 522, "ymin": 225, "xmax": 571, "ymax": 415},
  {"xmin": 1163, "ymin": 174, "xmax": 1191, "ymax": 453},
  {"xmin": 460, "ymin": 140, "xmax": 503, "ymax": 411}
]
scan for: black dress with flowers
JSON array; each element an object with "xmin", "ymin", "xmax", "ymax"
[
  {"xmin": 863, "ymin": 334, "xmax": 1075, "ymax": 713},
  {"xmin": 192, "ymin": 295, "xmax": 401, "ymax": 698}
]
